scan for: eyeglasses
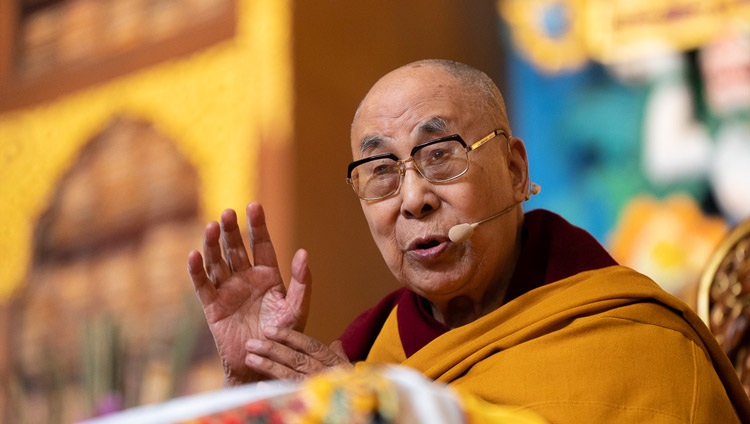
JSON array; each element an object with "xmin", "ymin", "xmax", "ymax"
[{"xmin": 346, "ymin": 130, "xmax": 505, "ymax": 200}]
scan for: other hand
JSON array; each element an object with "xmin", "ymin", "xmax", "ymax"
[{"xmin": 245, "ymin": 326, "xmax": 352, "ymax": 381}]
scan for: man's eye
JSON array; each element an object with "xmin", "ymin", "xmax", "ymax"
[
  {"xmin": 424, "ymin": 147, "xmax": 453, "ymax": 163},
  {"xmin": 430, "ymin": 149, "xmax": 447, "ymax": 160},
  {"xmin": 372, "ymin": 163, "xmax": 395, "ymax": 176}
]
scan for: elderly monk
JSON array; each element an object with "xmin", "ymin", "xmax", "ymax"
[{"xmin": 188, "ymin": 59, "xmax": 750, "ymax": 422}]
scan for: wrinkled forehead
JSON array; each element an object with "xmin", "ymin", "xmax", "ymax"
[{"xmin": 350, "ymin": 67, "xmax": 476, "ymax": 153}]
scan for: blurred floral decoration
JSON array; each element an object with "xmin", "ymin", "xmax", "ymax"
[
  {"xmin": 499, "ymin": 0, "xmax": 750, "ymax": 74},
  {"xmin": 171, "ymin": 365, "xmax": 546, "ymax": 424},
  {"xmin": 498, "ymin": 0, "xmax": 588, "ymax": 74},
  {"xmin": 608, "ymin": 194, "xmax": 728, "ymax": 301}
]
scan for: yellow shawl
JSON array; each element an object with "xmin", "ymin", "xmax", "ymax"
[{"xmin": 366, "ymin": 266, "xmax": 750, "ymax": 423}]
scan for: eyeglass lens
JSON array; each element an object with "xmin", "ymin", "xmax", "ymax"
[{"xmin": 351, "ymin": 139, "xmax": 468, "ymax": 199}]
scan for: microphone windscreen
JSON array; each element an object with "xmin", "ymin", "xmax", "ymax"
[{"xmin": 449, "ymin": 223, "xmax": 474, "ymax": 243}]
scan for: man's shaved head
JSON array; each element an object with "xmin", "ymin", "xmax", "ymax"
[{"xmin": 354, "ymin": 59, "xmax": 508, "ymax": 132}]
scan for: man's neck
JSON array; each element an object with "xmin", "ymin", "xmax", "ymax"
[
  {"xmin": 428, "ymin": 227, "xmax": 522, "ymax": 329},
  {"xmin": 429, "ymin": 284, "xmax": 511, "ymax": 328}
]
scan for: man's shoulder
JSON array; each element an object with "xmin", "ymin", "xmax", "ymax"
[{"xmin": 508, "ymin": 209, "xmax": 617, "ymax": 299}]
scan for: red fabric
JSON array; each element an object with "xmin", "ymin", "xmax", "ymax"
[
  {"xmin": 339, "ymin": 209, "xmax": 617, "ymax": 361},
  {"xmin": 339, "ymin": 288, "xmax": 408, "ymax": 362}
]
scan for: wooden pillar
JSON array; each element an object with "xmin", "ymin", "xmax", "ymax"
[{"xmin": 0, "ymin": 0, "xmax": 17, "ymax": 84}]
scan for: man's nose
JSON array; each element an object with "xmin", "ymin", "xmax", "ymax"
[{"xmin": 399, "ymin": 163, "xmax": 438, "ymax": 219}]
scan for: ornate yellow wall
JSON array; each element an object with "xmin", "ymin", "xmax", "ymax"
[{"xmin": 0, "ymin": 0, "xmax": 291, "ymax": 300}]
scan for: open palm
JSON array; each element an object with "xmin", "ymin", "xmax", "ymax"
[{"xmin": 188, "ymin": 204, "xmax": 311, "ymax": 385}]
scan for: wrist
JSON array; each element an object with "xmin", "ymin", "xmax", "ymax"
[{"xmin": 222, "ymin": 359, "xmax": 264, "ymax": 386}]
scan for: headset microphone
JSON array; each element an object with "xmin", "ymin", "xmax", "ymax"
[
  {"xmin": 527, "ymin": 182, "xmax": 541, "ymax": 199},
  {"xmin": 448, "ymin": 182, "xmax": 541, "ymax": 243}
]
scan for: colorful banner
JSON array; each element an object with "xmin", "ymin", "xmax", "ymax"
[{"xmin": 500, "ymin": 0, "xmax": 750, "ymax": 73}]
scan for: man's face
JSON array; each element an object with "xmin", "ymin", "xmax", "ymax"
[{"xmin": 350, "ymin": 65, "xmax": 527, "ymax": 307}]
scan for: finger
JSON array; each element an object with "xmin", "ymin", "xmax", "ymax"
[
  {"xmin": 264, "ymin": 326, "xmax": 347, "ymax": 368},
  {"xmin": 245, "ymin": 353, "xmax": 303, "ymax": 381},
  {"xmin": 187, "ymin": 250, "xmax": 216, "ymax": 307},
  {"xmin": 203, "ymin": 221, "xmax": 231, "ymax": 283},
  {"xmin": 287, "ymin": 249, "xmax": 312, "ymax": 332},
  {"xmin": 245, "ymin": 339, "xmax": 310, "ymax": 381},
  {"xmin": 220, "ymin": 209, "xmax": 251, "ymax": 272},
  {"xmin": 328, "ymin": 340, "xmax": 350, "ymax": 362},
  {"xmin": 246, "ymin": 202, "xmax": 279, "ymax": 268}
]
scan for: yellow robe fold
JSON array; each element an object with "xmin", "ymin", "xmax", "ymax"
[{"xmin": 366, "ymin": 266, "xmax": 750, "ymax": 423}]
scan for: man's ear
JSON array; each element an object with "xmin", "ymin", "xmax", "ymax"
[{"xmin": 507, "ymin": 136, "xmax": 531, "ymax": 203}]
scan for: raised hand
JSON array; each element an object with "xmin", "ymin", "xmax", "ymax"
[{"xmin": 187, "ymin": 202, "xmax": 312, "ymax": 386}]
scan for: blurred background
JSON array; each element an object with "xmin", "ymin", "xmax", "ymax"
[{"xmin": 0, "ymin": 0, "xmax": 748, "ymax": 422}]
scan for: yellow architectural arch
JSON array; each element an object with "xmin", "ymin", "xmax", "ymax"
[{"xmin": 0, "ymin": 0, "xmax": 292, "ymax": 299}]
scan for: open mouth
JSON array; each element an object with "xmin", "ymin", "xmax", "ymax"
[
  {"xmin": 407, "ymin": 235, "xmax": 449, "ymax": 260},
  {"xmin": 416, "ymin": 239, "xmax": 441, "ymax": 250}
]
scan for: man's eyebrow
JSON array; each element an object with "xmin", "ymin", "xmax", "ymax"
[
  {"xmin": 359, "ymin": 117, "xmax": 448, "ymax": 153},
  {"xmin": 360, "ymin": 135, "xmax": 385, "ymax": 153},
  {"xmin": 417, "ymin": 117, "xmax": 448, "ymax": 134}
]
